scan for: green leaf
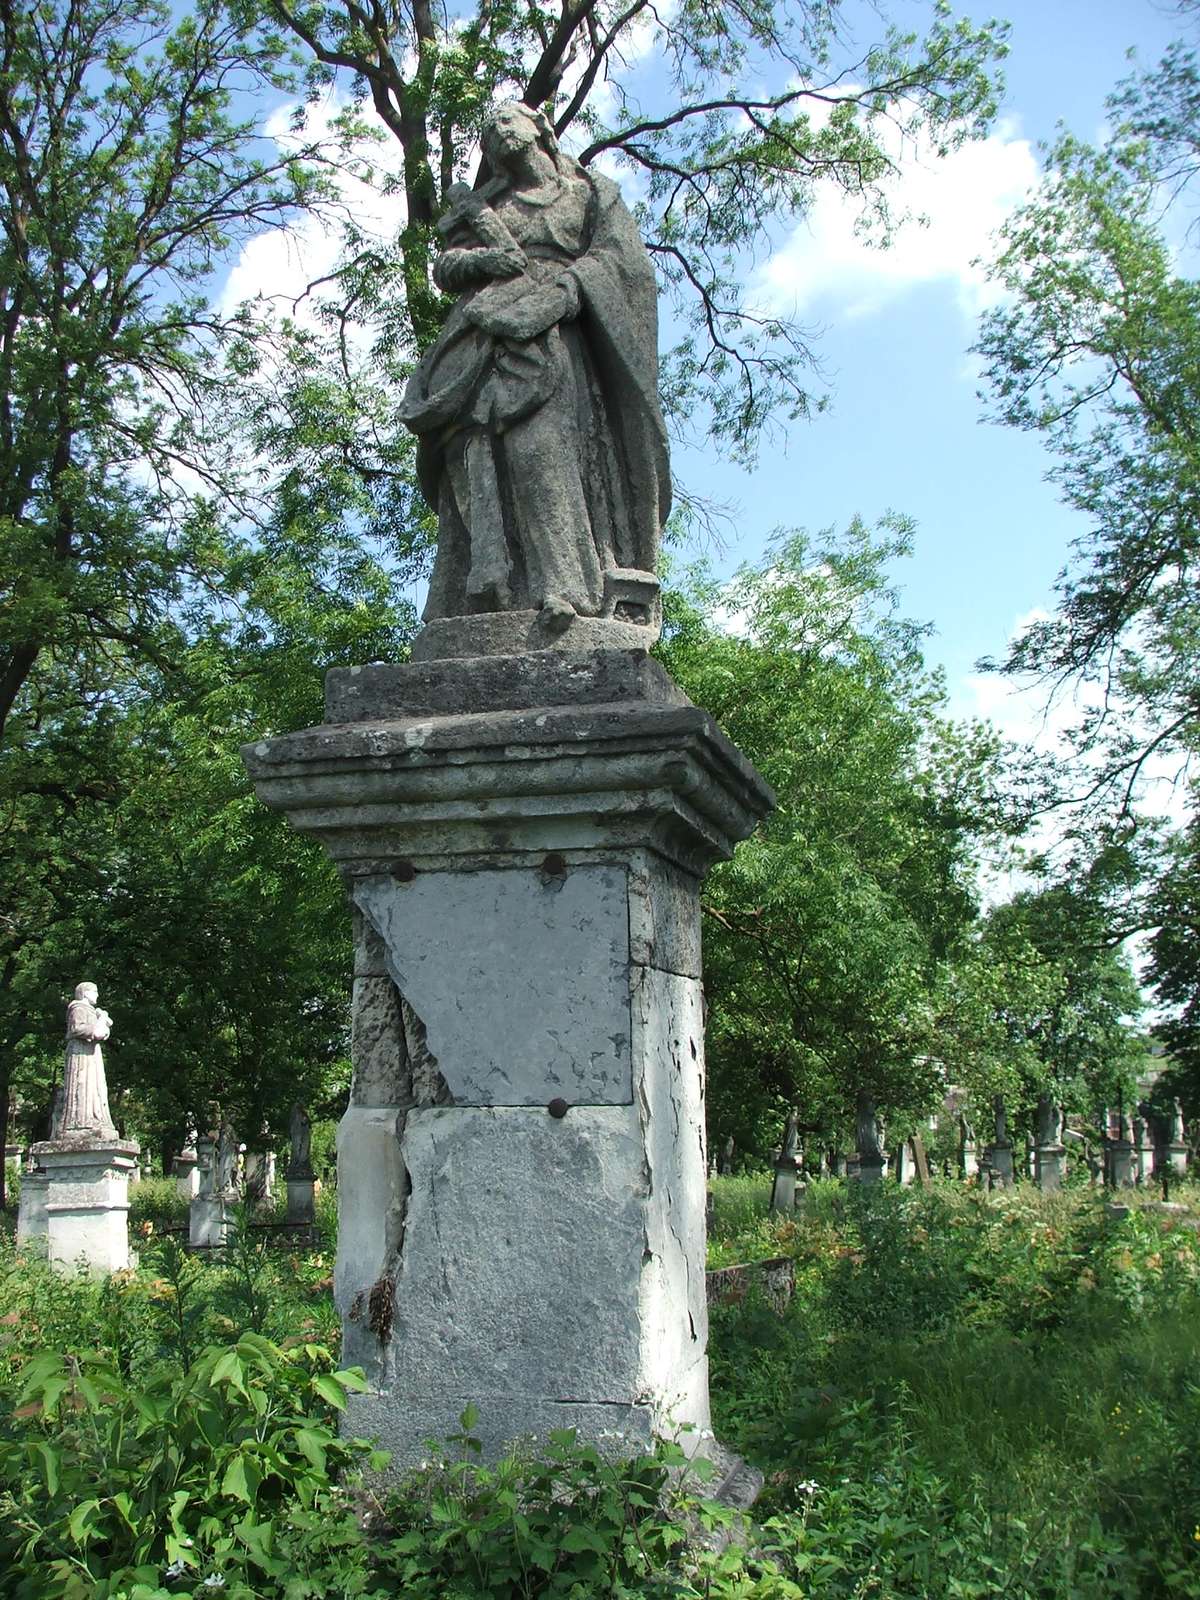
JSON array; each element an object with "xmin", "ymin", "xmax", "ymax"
[{"xmin": 312, "ymin": 1374, "xmax": 348, "ymax": 1410}]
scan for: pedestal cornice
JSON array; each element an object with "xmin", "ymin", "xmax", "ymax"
[{"xmin": 242, "ymin": 652, "xmax": 774, "ymax": 877}]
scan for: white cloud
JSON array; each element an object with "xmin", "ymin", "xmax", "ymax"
[
  {"xmin": 218, "ymin": 94, "xmax": 407, "ymax": 324},
  {"xmin": 753, "ymin": 111, "xmax": 1039, "ymax": 321}
]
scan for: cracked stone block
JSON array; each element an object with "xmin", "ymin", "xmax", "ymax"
[{"xmin": 354, "ymin": 866, "xmax": 632, "ymax": 1106}]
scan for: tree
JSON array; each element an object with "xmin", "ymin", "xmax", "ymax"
[
  {"xmin": 658, "ymin": 520, "xmax": 1008, "ymax": 1156},
  {"xmin": 260, "ymin": 0, "xmax": 1006, "ymax": 470},
  {"xmin": 975, "ymin": 46, "xmax": 1200, "ymax": 824}
]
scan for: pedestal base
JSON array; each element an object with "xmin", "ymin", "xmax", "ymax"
[
  {"xmin": 287, "ymin": 1175, "xmax": 316, "ymax": 1225},
  {"xmin": 984, "ymin": 1143, "xmax": 1014, "ymax": 1188},
  {"xmin": 189, "ymin": 1193, "xmax": 233, "ymax": 1249},
  {"xmin": 1167, "ymin": 1142, "xmax": 1189, "ymax": 1176},
  {"xmin": 856, "ymin": 1157, "xmax": 887, "ymax": 1185},
  {"xmin": 1107, "ymin": 1141, "xmax": 1136, "ymax": 1189},
  {"xmin": 31, "ymin": 1140, "xmax": 139, "ymax": 1273},
  {"xmin": 244, "ymin": 648, "xmax": 773, "ymax": 1472},
  {"xmin": 1035, "ymin": 1144, "xmax": 1066, "ymax": 1192},
  {"xmin": 960, "ymin": 1145, "xmax": 978, "ymax": 1179}
]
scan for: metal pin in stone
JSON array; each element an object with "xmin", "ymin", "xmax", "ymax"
[
  {"xmin": 547, "ymin": 1097, "xmax": 569, "ymax": 1119},
  {"xmin": 541, "ymin": 852, "xmax": 567, "ymax": 876}
]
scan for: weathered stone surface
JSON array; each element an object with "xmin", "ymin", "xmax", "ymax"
[
  {"xmin": 354, "ymin": 866, "xmax": 632, "ymax": 1106},
  {"xmin": 16, "ymin": 1170, "xmax": 49, "ymax": 1248},
  {"xmin": 327, "ymin": 650, "xmax": 687, "ymax": 723},
  {"xmin": 242, "ymin": 688, "xmax": 775, "ymax": 880},
  {"xmin": 401, "ymin": 103, "xmax": 668, "ymax": 639},
  {"xmin": 705, "ymin": 1257, "xmax": 796, "ymax": 1313},
  {"xmin": 350, "ymin": 976, "xmax": 406, "ymax": 1107},
  {"xmin": 411, "ymin": 610, "xmax": 661, "ymax": 661},
  {"xmin": 31, "ymin": 1140, "xmax": 139, "ymax": 1273},
  {"xmin": 1035, "ymin": 1145, "xmax": 1066, "ymax": 1192},
  {"xmin": 336, "ymin": 1105, "xmax": 408, "ymax": 1380},
  {"xmin": 383, "ymin": 1106, "xmax": 647, "ymax": 1401},
  {"xmin": 627, "ymin": 852, "xmax": 703, "ymax": 979}
]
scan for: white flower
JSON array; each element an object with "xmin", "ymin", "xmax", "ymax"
[
  {"xmin": 164, "ymin": 1559, "xmax": 187, "ymax": 1579},
  {"xmin": 795, "ymin": 1480, "xmax": 819, "ymax": 1497},
  {"xmin": 201, "ymin": 1577, "xmax": 226, "ymax": 1591}
]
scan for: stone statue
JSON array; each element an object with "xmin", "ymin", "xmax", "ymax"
[
  {"xmin": 1036, "ymin": 1092, "xmax": 1060, "ymax": 1146},
  {"xmin": 779, "ymin": 1112, "xmax": 799, "ymax": 1165},
  {"xmin": 958, "ymin": 1110, "xmax": 974, "ymax": 1147},
  {"xmin": 856, "ymin": 1091, "xmax": 884, "ymax": 1161},
  {"xmin": 1172, "ymin": 1097, "xmax": 1186, "ymax": 1143},
  {"xmin": 993, "ymin": 1094, "xmax": 1008, "ymax": 1145},
  {"xmin": 288, "ymin": 1102, "xmax": 314, "ymax": 1179},
  {"xmin": 401, "ymin": 101, "xmax": 669, "ymax": 637},
  {"xmin": 60, "ymin": 982, "xmax": 117, "ymax": 1140},
  {"xmin": 214, "ymin": 1122, "xmax": 239, "ymax": 1198}
]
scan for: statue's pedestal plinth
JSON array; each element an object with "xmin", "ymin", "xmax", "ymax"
[
  {"xmin": 959, "ymin": 1143, "xmax": 978, "ymax": 1179},
  {"xmin": 287, "ymin": 1173, "xmax": 316, "ymax": 1226},
  {"xmin": 1107, "ymin": 1140, "xmax": 1136, "ymax": 1189},
  {"xmin": 174, "ymin": 1150, "xmax": 200, "ymax": 1201},
  {"xmin": 243, "ymin": 650, "xmax": 773, "ymax": 1471},
  {"xmin": 984, "ymin": 1142, "xmax": 1014, "ymax": 1188},
  {"xmin": 1166, "ymin": 1142, "xmax": 1189, "ymax": 1176},
  {"xmin": 1035, "ymin": 1143, "xmax": 1066, "ymax": 1193},
  {"xmin": 29, "ymin": 1138, "xmax": 139, "ymax": 1273},
  {"xmin": 855, "ymin": 1156, "xmax": 887, "ymax": 1185}
]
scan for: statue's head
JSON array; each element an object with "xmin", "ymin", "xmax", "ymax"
[
  {"xmin": 481, "ymin": 101, "xmax": 561, "ymax": 173},
  {"xmin": 74, "ymin": 982, "xmax": 98, "ymax": 1003}
]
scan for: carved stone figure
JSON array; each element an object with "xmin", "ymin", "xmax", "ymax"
[
  {"xmin": 214, "ymin": 1122, "xmax": 239, "ymax": 1198},
  {"xmin": 402, "ymin": 101, "xmax": 669, "ymax": 637},
  {"xmin": 856, "ymin": 1090, "xmax": 884, "ymax": 1162},
  {"xmin": 1036, "ymin": 1092, "xmax": 1061, "ymax": 1147},
  {"xmin": 992, "ymin": 1094, "xmax": 1008, "ymax": 1146},
  {"xmin": 1172, "ymin": 1097, "xmax": 1186, "ymax": 1143},
  {"xmin": 288, "ymin": 1103, "xmax": 314, "ymax": 1180},
  {"xmin": 958, "ymin": 1110, "xmax": 974, "ymax": 1148},
  {"xmin": 60, "ymin": 983, "xmax": 117, "ymax": 1141}
]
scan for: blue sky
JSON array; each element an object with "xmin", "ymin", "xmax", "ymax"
[{"xmin": 669, "ymin": 0, "xmax": 1186, "ymax": 741}]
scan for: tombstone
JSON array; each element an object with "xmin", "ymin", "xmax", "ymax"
[
  {"xmin": 894, "ymin": 1140, "xmax": 913, "ymax": 1185},
  {"xmin": 831, "ymin": 1150, "xmax": 847, "ymax": 1179},
  {"xmin": 1034, "ymin": 1092, "xmax": 1066, "ymax": 1192},
  {"xmin": 242, "ymin": 113, "xmax": 774, "ymax": 1475},
  {"xmin": 853, "ymin": 1090, "xmax": 887, "ymax": 1184},
  {"xmin": 286, "ymin": 1102, "xmax": 316, "ymax": 1226},
  {"xmin": 1133, "ymin": 1116, "xmax": 1155, "ymax": 1187},
  {"xmin": 244, "ymin": 1149, "xmax": 277, "ymax": 1211},
  {"xmin": 27, "ymin": 983, "xmax": 139, "ymax": 1273},
  {"xmin": 957, "ymin": 1110, "xmax": 978, "ymax": 1179},
  {"xmin": 189, "ymin": 1124, "xmax": 238, "ymax": 1248},
  {"xmin": 768, "ymin": 1114, "xmax": 800, "ymax": 1214},
  {"xmin": 1106, "ymin": 1110, "xmax": 1137, "ymax": 1189},
  {"xmin": 982, "ymin": 1094, "xmax": 1014, "ymax": 1188},
  {"xmin": 173, "ymin": 1137, "xmax": 200, "ymax": 1201},
  {"xmin": 15, "ymin": 1167, "xmax": 49, "ymax": 1249},
  {"xmin": 719, "ymin": 1135, "xmax": 735, "ymax": 1177},
  {"xmin": 1166, "ymin": 1098, "xmax": 1189, "ymax": 1176}
]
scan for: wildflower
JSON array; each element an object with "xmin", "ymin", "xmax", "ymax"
[
  {"xmin": 164, "ymin": 1559, "xmax": 187, "ymax": 1579},
  {"xmin": 795, "ymin": 1480, "xmax": 819, "ymax": 1497},
  {"xmin": 201, "ymin": 1577, "xmax": 226, "ymax": 1590}
]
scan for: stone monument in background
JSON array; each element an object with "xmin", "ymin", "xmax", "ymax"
[
  {"xmin": 1034, "ymin": 1092, "xmax": 1066, "ymax": 1192},
  {"xmin": 853, "ymin": 1090, "xmax": 887, "ymax": 1184},
  {"xmin": 286, "ymin": 1102, "xmax": 316, "ymax": 1226},
  {"xmin": 983, "ymin": 1094, "xmax": 1014, "ymax": 1188},
  {"xmin": 243, "ymin": 101, "xmax": 774, "ymax": 1479},
  {"xmin": 27, "ymin": 983, "xmax": 139, "ymax": 1272}
]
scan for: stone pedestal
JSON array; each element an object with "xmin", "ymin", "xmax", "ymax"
[
  {"xmin": 984, "ymin": 1143, "xmax": 1014, "ymax": 1188},
  {"xmin": 16, "ymin": 1170, "xmax": 49, "ymax": 1249},
  {"xmin": 173, "ymin": 1149, "xmax": 199, "ymax": 1201},
  {"xmin": 856, "ymin": 1156, "xmax": 887, "ymax": 1185},
  {"xmin": 1107, "ymin": 1140, "xmax": 1136, "ymax": 1189},
  {"xmin": 1035, "ymin": 1144, "xmax": 1066, "ymax": 1193},
  {"xmin": 1166, "ymin": 1142, "xmax": 1189, "ymax": 1176},
  {"xmin": 287, "ymin": 1176, "xmax": 316, "ymax": 1225},
  {"xmin": 189, "ymin": 1135, "xmax": 233, "ymax": 1249},
  {"xmin": 959, "ymin": 1142, "xmax": 978, "ymax": 1179},
  {"xmin": 243, "ymin": 650, "xmax": 773, "ymax": 1470},
  {"xmin": 29, "ymin": 1139, "xmax": 139, "ymax": 1273}
]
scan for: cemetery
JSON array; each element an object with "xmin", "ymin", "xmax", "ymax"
[{"xmin": 4, "ymin": 1, "xmax": 1200, "ymax": 1597}]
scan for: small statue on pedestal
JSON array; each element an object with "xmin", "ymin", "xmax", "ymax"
[{"xmin": 61, "ymin": 983, "xmax": 117, "ymax": 1141}]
